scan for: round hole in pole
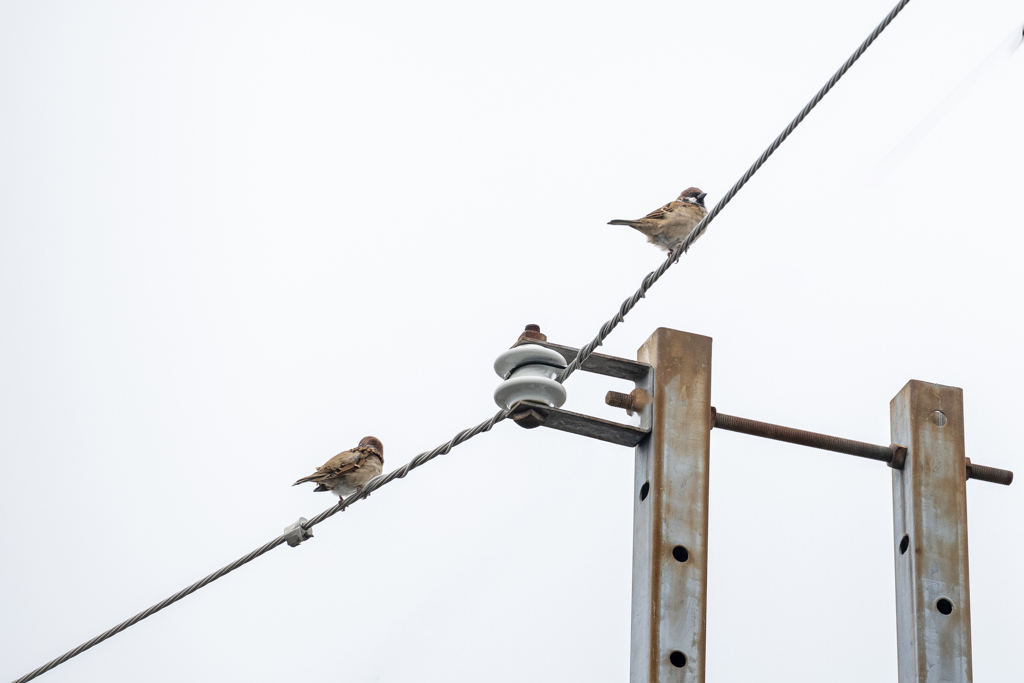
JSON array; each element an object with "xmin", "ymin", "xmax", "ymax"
[
  {"xmin": 899, "ymin": 534, "xmax": 910, "ymax": 555},
  {"xmin": 669, "ymin": 651, "xmax": 687, "ymax": 668},
  {"xmin": 936, "ymin": 598, "xmax": 954, "ymax": 615},
  {"xmin": 930, "ymin": 411, "xmax": 948, "ymax": 427},
  {"xmin": 640, "ymin": 482, "xmax": 650, "ymax": 501},
  {"xmin": 672, "ymin": 545, "xmax": 689, "ymax": 563}
]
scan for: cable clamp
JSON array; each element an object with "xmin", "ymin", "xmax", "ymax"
[{"xmin": 284, "ymin": 518, "xmax": 313, "ymax": 547}]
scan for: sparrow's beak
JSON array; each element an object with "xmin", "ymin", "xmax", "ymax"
[{"xmin": 697, "ymin": 192, "xmax": 707, "ymax": 204}]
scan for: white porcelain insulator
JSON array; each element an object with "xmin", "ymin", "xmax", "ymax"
[
  {"xmin": 493, "ymin": 363, "xmax": 567, "ymax": 409},
  {"xmin": 493, "ymin": 344, "xmax": 568, "ymax": 379}
]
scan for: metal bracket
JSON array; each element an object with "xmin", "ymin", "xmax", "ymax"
[
  {"xmin": 509, "ymin": 400, "xmax": 650, "ymax": 447},
  {"xmin": 507, "ymin": 339, "xmax": 653, "ymax": 447},
  {"xmin": 512, "ymin": 339, "xmax": 651, "ymax": 382},
  {"xmin": 710, "ymin": 408, "xmax": 1011, "ymax": 484},
  {"xmin": 283, "ymin": 518, "xmax": 313, "ymax": 547}
]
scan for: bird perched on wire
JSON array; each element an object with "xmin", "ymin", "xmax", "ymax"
[
  {"xmin": 292, "ymin": 436, "xmax": 384, "ymax": 502},
  {"xmin": 609, "ymin": 187, "xmax": 708, "ymax": 254}
]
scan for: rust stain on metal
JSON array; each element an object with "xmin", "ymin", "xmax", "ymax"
[
  {"xmin": 515, "ymin": 323, "xmax": 547, "ymax": 345},
  {"xmin": 891, "ymin": 380, "xmax": 972, "ymax": 682},
  {"xmin": 965, "ymin": 458, "xmax": 1013, "ymax": 486},
  {"xmin": 606, "ymin": 390, "xmax": 634, "ymax": 412},
  {"xmin": 711, "ymin": 410, "xmax": 894, "ymax": 463},
  {"xmin": 708, "ymin": 407, "xmax": 1010, "ymax": 484},
  {"xmin": 507, "ymin": 400, "xmax": 649, "ymax": 447},
  {"xmin": 606, "ymin": 388, "xmax": 651, "ymax": 416},
  {"xmin": 510, "ymin": 407, "xmax": 546, "ymax": 429},
  {"xmin": 890, "ymin": 444, "xmax": 908, "ymax": 470},
  {"xmin": 632, "ymin": 328, "xmax": 711, "ymax": 683}
]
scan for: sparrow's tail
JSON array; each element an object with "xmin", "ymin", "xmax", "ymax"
[
  {"xmin": 292, "ymin": 474, "xmax": 319, "ymax": 486},
  {"xmin": 608, "ymin": 219, "xmax": 643, "ymax": 229}
]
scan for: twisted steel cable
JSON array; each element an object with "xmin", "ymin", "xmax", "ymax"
[
  {"xmin": 11, "ymin": 409, "xmax": 510, "ymax": 683},
  {"xmin": 559, "ymin": 0, "xmax": 912, "ymax": 383},
  {"xmin": 11, "ymin": 2, "xmax": 911, "ymax": 680},
  {"xmin": 302, "ymin": 408, "xmax": 510, "ymax": 527},
  {"xmin": 11, "ymin": 536, "xmax": 290, "ymax": 683}
]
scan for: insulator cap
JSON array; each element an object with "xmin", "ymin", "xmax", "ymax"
[{"xmin": 493, "ymin": 344, "xmax": 567, "ymax": 380}]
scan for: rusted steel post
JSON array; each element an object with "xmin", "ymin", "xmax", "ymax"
[
  {"xmin": 631, "ymin": 329, "xmax": 712, "ymax": 683},
  {"xmin": 891, "ymin": 381, "xmax": 972, "ymax": 682}
]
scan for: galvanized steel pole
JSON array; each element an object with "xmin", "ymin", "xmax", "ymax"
[
  {"xmin": 891, "ymin": 381, "xmax": 973, "ymax": 682},
  {"xmin": 631, "ymin": 329, "xmax": 712, "ymax": 683}
]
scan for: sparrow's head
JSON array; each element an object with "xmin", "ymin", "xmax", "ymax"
[
  {"xmin": 359, "ymin": 436, "xmax": 384, "ymax": 460},
  {"xmin": 679, "ymin": 187, "xmax": 708, "ymax": 207}
]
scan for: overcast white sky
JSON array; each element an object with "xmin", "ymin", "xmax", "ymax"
[{"xmin": 2, "ymin": 1, "xmax": 1022, "ymax": 681}]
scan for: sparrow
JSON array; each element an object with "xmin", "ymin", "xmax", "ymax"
[
  {"xmin": 608, "ymin": 187, "xmax": 708, "ymax": 253},
  {"xmin": 292, "ymin": 436, "xmax": 384, "ymax": 501}
]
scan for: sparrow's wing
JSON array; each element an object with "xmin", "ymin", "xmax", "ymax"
[
  {"xmin": 293, "ymin": 446, "xmax": 375, "ymax": 485},
  {"xmin": 640, "ymin": 200, "xmax": 682, "ymax": 222}
]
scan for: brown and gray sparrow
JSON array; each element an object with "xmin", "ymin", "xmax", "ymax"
[
  {"xmin": 292, "ymin": 436, "xmax": 384, "ymax": 500},
  {"xmin": 609, "ymin": 187, "xmax": 708, "ymax": 253}
]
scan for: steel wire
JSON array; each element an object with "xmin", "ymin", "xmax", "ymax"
[
  {"xmin": 11, "ymin": 409, "xmax": 510, "ymax": 683},
  {"xmin": 11, "ymin": 536, "xmax": 288, "ymax": 683},
  {"xmin": 302, "ymin": 408, "xmax": 511, "ymax": 527},
  {"xmin": 10, "ymin": 2, "xmax": 911, "ymax": 679},
  {"xmin": 559, "ymin": 0, "xmax": 912, "ymax": 383}
]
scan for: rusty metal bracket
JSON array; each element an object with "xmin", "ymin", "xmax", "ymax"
[
  {"xmin": 508, "ymin": 330, "xmax": 1014, "ymax": 485},
  {"xmin": 710, "ymin": 408, "xmax": 1012, "ymax": 485},
  {"xmin": 711, "ymin": 408, "xmax": 896, "ymax": 463},
  {"xmin": 512, "ymin": 338, "xmax": 651, "ymax": 382},
  {"xmin": 507, "ymin": 331, "xmax": 653, "ymax": 447},
  {"xmin": 509, "ymin": 400, "xmax": 650, "ymax": 447}
]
